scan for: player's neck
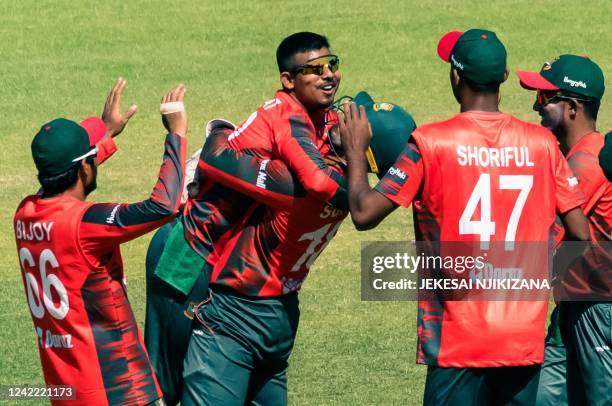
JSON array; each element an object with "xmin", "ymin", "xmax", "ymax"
[
  {"xmin": 459, "ymin": 92, "xmax": 500, "ymax": 113},
  {"xmin": 288, "ymin": 92, "xmax": 327, "ymax": 125},
  {"xmin": 41, "ymin": 188, "xmax": 86, "ymax": 201},
  {"xmin": 562, "ymin": 120, "xmax": 597, "ymax": 154}
]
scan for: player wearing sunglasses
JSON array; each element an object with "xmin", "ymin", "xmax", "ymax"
[
  {"xmin": 175, "ymin": 88, "xmax": 416, "ymax": 404},
  {"xmin": 168, "ymin": 32, "xmax": 351, "ymax": 405},
  {"xmin": 518, "ymin": 54, "xmax": 611, "ymax": 406}
]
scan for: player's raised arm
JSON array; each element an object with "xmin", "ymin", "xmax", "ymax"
[
  {"xmin": 87, "ymin": 78, "xmax": 139, "ymax": 164},
  {"xmin": 340, "ymin": 102, "xmax": 400, "ymax": 230},
  {"xmin": 80, "ymin": 84, "xmax": 188, "ymax": 250}
]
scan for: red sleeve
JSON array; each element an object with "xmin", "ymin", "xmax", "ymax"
[
  {"xmin": 79, "ymin": 133, "xmax": 186, "ymax": 255},
  {"xmin": 553, "ymin": 145, "xmax": 585, "ymax": 214},
  {"xmin": 274, "ymin": 115, "xmax": 347, "ymax": 209},
  {"xmin": 95, "ymin": 137, "xmax": 117, "ymax": 165},
  {"xmin": 373, "ymin": 142, "xmax": 424, "ymax": 207},
  {"xmin": 568, "ymin": 150, "xmax": 607, "ymax": 215},
  {"xmin": 198, "ymin": 127, "xmax": 305, "ymax": 211}
]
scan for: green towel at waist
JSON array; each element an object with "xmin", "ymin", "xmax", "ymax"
[{"xmin": 154, "ymin": 220, "xmax": 207, "ymax": 296}]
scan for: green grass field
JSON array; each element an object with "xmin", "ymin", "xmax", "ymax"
[{"xmin": 0, "ymin": 1, "xmax": 610, "ymax": 404}]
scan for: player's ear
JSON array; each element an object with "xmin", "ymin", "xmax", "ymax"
[
  {"xmin": 501, "ymin": 68, "xmax": 509, "ymax": 83},
  {"xmin": 566, "ymin": 99, "xmax": 578, "ymax": 120},
  {"xmin": 451, "ymin": 68, "xmax": 460, "ymax": 87},
  {"xmin": 280, "ymin": 72, "xmax": 295, "ymax": 91},
  {"xmin": 79, "ymin": 159, "xmax": 93, "ymax": 180}
]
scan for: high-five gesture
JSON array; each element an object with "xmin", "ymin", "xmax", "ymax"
[
  {"xmin": 102, "ymin": 78, "xmax": 138, "ymax": 137},
  {"xmin": 160, "ymin": 84, "xmax": 187, "ymax": 138}
]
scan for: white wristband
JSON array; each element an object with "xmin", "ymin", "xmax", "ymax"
[{"xmin": 160, "ymin": 101, "xmax": 185, "ymax": 115}]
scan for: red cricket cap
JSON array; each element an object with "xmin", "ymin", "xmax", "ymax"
[
  {"xmin": 437, "ymin": 31, "xmax": 463, "ymax": 62},
  {"xmin": 79, "ymin": 116, "xmax": 108, "ymax": 146},
  {"xmin": 516, "ymin": 70, "xmax": 559, "ymax": 91}
]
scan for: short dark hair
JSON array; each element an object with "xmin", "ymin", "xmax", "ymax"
[
  {"xmin": 463, "ymin": 75, "xmax": 501, "ymax": 94},
  {"xmin": 276, "ymin": 32, "xmax": 330, "ymax": 73},
  {"xmin": 559, "ymin": 91, "xmax": 600, "ymax": 121},
  {"xmin": 39, "ymin": 156, "xmax": 95, "ymax": 197},
  {"xmin": 583, "ymin": 99, "xmax": 600, "ymax": 121}
]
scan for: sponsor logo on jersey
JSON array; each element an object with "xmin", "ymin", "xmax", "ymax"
[
  {"xmin": 388, "ymin": 167, "xmax": 407, "ymax": 180},
  {"xmin": 567, "ymin": 176, "xmax": 579, "ymax": 187},
  {"xmin": 106, "ymin": 204, "xmax": 120, "ymax": 224},
  {"xmin": 563, "ymin": 76, "xmax": 587, "ymax": 89},
  {"xmin": 256, "ymin": 159, "xmax": 270, "ymax": 189}
]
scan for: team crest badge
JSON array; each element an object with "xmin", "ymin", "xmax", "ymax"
[
  {"xmin": 542, "ymin": 57, "xmax": 558, "ymax": 71},
  {"xmin": 373, "ymin": 103, "xmax": 394, "ymax": 112}
]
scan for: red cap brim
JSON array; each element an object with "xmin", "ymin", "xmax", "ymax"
[
  {"xmin": 516, "ymin": 71, "xmax": 559, "ymax": 91},
  {"xmin": 79, "ymin": 116, "xmax": 108, "ymax": 146},
  {"xmin": 437, "ymin": 31, "xmax": 463, "ymax": 62}
]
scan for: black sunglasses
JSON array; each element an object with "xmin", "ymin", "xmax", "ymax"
[{"xmin": 537, "ymin": 90, "xmax": 591, "ymax": 106}]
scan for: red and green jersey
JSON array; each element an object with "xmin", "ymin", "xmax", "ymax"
[
  {"xmin": 375, "ymin": 111, "xmax": 584, "ymax": 367},
  {"xmin": 209, "ymin": 172, "xmax": 347, "ymax": 297},
  {"xmin": 226, "ymin": 90, "xmax": 346, "ymax": 208},
  {"xmin": 184, "ymin": 95, "xmax": 348, "ymax": 297},
  {"xmin": 13, "ymin": 134, "xmax": 186, "ymax": 405},
  {"xmin": 558, "ymin": 131, "xmax": 611, "ymax": 300},
  {"xmin": 182, "ymin": 126, "xmax": 308, "ymax": 266}
]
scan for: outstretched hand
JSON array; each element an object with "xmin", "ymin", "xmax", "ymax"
[
  {"xmin": 338, "ymin": 102, "xmax": 372, "ymax": 161},
  {"xmin": 101, "ymin": 78, "xmax": 138, "ymax": 137},
  {"xmin": 161, "ymin": 84, "xmax": 187, "ymax": 138}
]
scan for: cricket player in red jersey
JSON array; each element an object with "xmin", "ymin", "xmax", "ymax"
[
  {"xmin": 181, "ymin": 109, "xmax": 415, "ymax": 405},
  {"xmin": 518, "ymin": 54, "xmax": 611, "ymax": 406},
  {"xmin": 14, "ymin": 80, "xmax": 188, "ymax": 405},
  {"xmin": 177, "ymin": 34, "xmax": 415, "ymax": 405},
  {"xmin": 178, "ymin": 32, "xmax": 347, "ymax": 405},
  {"xmin": 339, "ymin": 29, "xmax": 591, "ymax": 405},
  {"xmin": 144, "ymin": 88, "xmax": 415, "ymax": 404}
]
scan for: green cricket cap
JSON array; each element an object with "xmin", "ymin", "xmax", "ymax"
[
  {"xmin": 354, "ymin": 91, "xmax": 417, "ymax": 179},
  {"xmin": 32, "ymin": 118, "xmax": 103, "ymax": 177},
  {"xmin": 437, "ymin": 28, "xmax": 507, "ymax": 85},
  {"xmin": 517, "ymin": 54, "xmax": 605, "ymax": 100}
]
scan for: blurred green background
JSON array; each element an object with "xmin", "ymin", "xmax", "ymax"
[{"xmin": 0, "ymin": 1, "xmax": 610, "ymax": 404}]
